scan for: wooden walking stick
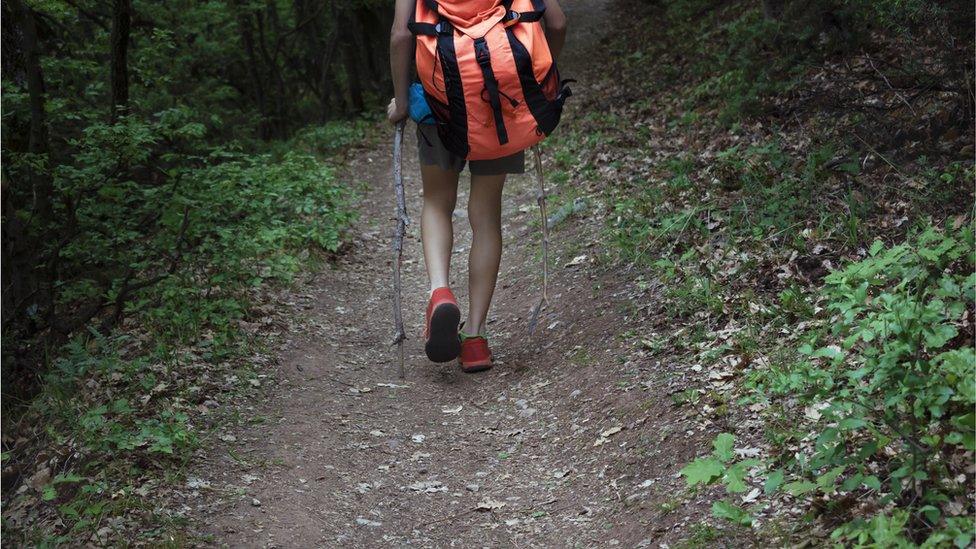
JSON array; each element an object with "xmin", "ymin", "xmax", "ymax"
[
  {"xmin": 527, "ymin": 146, "xmax": 549, "ymax": 335},
  {"xmin": 391, "ymin": 121, "xmax": 409, "ymax": 378}
]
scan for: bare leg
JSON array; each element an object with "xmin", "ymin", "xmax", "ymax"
[
  {"xmin": 420, "ymin": 163, "xmax": 460, "ymax": 291},
  {"xmin": 466, "ymin": 173, "xmax": 506, "ymax": 335}
]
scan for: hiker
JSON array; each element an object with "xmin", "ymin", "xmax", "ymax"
[{"xmin": 388, "ymin": 0, "xmax": 570, "ymax": 372}]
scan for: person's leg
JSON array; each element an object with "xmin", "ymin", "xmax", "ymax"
[
  {"xmin": 420, "ymin": 163, "xmax": 460, "ymax": 291},
  {"xmin": 465, "ymin": 173, "xmax": 506, "ymax": 335}
]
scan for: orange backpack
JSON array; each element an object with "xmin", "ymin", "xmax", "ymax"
[{"xmin": 408, "ymin": 0, "xmax": 572, "ymax": 160}]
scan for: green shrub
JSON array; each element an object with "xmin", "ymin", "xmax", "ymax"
[
  {"xmin": 685, "ymin": 223, "xmax": 975, "ymax": 545},
  {"xmin": 663, "ymin": 0, "xmax": 971, "ymax": 124},
  {"xmin": 3, "ymin": 120, "xmax": 357, "ymax": 543},
  {"xmin": 287, "ymin": 119, "xmax": 375, "ymax": 158}
]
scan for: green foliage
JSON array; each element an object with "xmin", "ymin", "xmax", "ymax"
[
  {"xmin": 711, "ymin": 500, "xmax": 753, "ymax": 526},
  {"xmin": 137, "ymin": 149, "xmax": 354, "ymax": 344},
  {"xmin": 589, "ymin": 0, "xmax": 975, "ymax": 544},
  {"xmin": 11, "ymin": 330, "xmax": 196, "ymax": 541},
  {"xmin": 2, "ymin": 0, "xmax": 376, "ymax": 383},
  {"xmin": 744, "ymin": 223, "xmax": 975, "ymax": 544},
  {"xmin": 661, "ymin": 0, "xmax": 971, "ymax": 124},
  {"xmin": 684, "ymin": 9, "xmax": 804, "ymax": 124},
  {"xmin": 7, "ymin": 113, "xmax": 354, "ymax": 348},
  {"xmin": 2, "ymin": 3, "xmax": 367, "ymax": 542},
  {"xmin": 287, "ymin": 119, "xmax": 376, "ymax": 158},
  {"xmin": 681, "ymin": 433, "xmax": 762, "ymax": 525}
]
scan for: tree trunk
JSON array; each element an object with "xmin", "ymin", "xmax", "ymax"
[
  {"xmin": 109, "ymin": 0, "xmax": 132, "ymax": 121},
  {"xmin": 254, "ymin": 2, "xmax": 289, "ymax": 137},
  {"xmin": 235, "ymin": 3, "xmax": 271, "ymax": 139},
  {"xmin": 340, "ymin": 13, "xmax": 364, "ymax": 112},
  {"xmin": 6, "ymin": 0, "xmax": 56, "ymax": 333},
  {"xmin": 762, "ymin": 0, "xmax": 786, "ymax": 21},
  {"xmin": 357, "ymin": 8, "xmax": 389, "ymax": 93},
  {"xmin": 292, "ymin": 0, "xmax": 324, "ymax": 98},
  {"xmin": 318, "ymin": 6, "xmax": 342, "ymax": 120}
]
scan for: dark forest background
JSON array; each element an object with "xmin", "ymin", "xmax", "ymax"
[
  {"xmin": 3, "ymin": 0, "xmax": 391, "ymax": 400},
  {"xmin": 2, "ymin": 3, "xmax": 389, "ymax": 540}
]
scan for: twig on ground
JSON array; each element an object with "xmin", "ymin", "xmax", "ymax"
[
  {"xmin": 865, "ymin": 54, "xmax": 918, "ymax": 116},
  {"xmin": 527, "ymin": 146, "xmax": 550, "ymax": 335},
  {"xmin": 418, "ymin": 508, "xmax": 478, "ymax": 528},
  {"xmin": 391, "ymin": 121, "xmax": 409, "ymax": 378},
  {"xmin": 852, "ymin": 132, "xmax": 907, "ymax": 178},
  {"xmin": 322, "ymin": 375, "xmax": 357, "ymax": 389}
]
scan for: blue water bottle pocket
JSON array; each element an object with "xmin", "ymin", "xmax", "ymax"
[{"xmin": 409, "ymin": 82, "xmax": 435, "ymax": 125}]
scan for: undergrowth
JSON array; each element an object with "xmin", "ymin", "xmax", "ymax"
[
  {"xmin": 545, "ymin": 0, "xmax": 974, "ymax": 544},
  {"xmin": 0, "ymin": 120, "xmax": 366, "ymax": 545}
]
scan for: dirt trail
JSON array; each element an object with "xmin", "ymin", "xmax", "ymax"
[{"xmin": 189, "ymin": 2, "xmax": 708, "ymax": 546}]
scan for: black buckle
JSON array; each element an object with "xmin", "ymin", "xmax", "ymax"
[
  {"xmin": 474, "ymin": 39, "xmax": 490, "ymax": 64},
  {"xmin": 504, "ymin": 10, "xmax": 520, "ymax": 23}
]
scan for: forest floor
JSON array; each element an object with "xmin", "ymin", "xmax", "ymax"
[{"xmin": 182, "ymin": 0, "xmax": 734, "ymax": 546}]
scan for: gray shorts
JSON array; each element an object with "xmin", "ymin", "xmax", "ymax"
[{"xmin": 417, "ymin": 124, "xmax": 525, "ymax": 176}]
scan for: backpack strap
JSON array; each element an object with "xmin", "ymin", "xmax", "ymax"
[
  {"xmin": 408, "ymin": 19, "xmax": 453, "ymax": 36},
  {"xmin": 411, "ymin": 1, "xmax": 545, "ymax": 33},
  {"xmin": 502, "ymin": 0, "xmax": 545, "ymax": 25},
  {"xmin": 473, "ymin": 37, "xmax": 509, "ymax": 146},
  {"xmin": 407, "ymin": 0, "xmax": 450, "ymax": 36}
]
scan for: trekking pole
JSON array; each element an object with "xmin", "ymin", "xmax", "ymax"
[
  {"xmin": 391, "ymin": 120, "xmax": 408, "ymax": 378},
  {"xmin": 527, "ymin": 145, "xmax": 549, "ymax": 335}
]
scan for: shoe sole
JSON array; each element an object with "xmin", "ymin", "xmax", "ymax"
[
  {"xmin": 425, "ymin": 303, "xmax": 461, "ymax": 363},
  {"xmin": 460, "ymin": 362, "xmax": 493, "ymax": 374}
]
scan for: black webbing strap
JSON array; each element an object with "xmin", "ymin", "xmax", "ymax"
[
  {"xmin": 409, "ymin": 0, "xmax": 448, "ymax": 35},
  {"xmin": 501, "ymin": 0, "xmax": 546, "ymax": 25},
  {"xmin": 408, "ymin": 18, "xmax": 453, "ymax": 36},
  {"xmin": 504, "ymin": 10, "xmax": 544, "ymax": 23},
  {"xmin": 473, "ymin": 37, "xmax": 509, "ymax": 145},
  {"xmin": 408, "ymin": 21, "xmax": 435, "ymax": 35}
]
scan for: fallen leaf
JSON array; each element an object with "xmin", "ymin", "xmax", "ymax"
[
  {"xmin": 476, "ymin": 498, "xmax": 507, "ymax": 511},
  {"xmin": 186, "ymin": 477, "xmax": 210, "ymax": 489},
  {"xmin": 564, "ymin": 254, "xmax": 588, "ymax": 267},
  {"xmin": 741, "ymin": 487, "xmax": 761, "ymax": 504},
  {"xmin": 735, "ymin": 447, "xmax": 761, "ymax": 458},
  {"xmin": 594, "ymin": 425, "xmax": 623, "ymax": 446},
  {"xmin": 29, "ymin": 467, "xmax": 51, "ymax": 492},
  {"xmin": 804, "ymin": 402, "xmax": 828, "ymax": 421},
  {"xmin": 407, "ymin": 480, "xmax": 446, "ymax": 493}
]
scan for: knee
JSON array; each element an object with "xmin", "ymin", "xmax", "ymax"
[
  {"xmin": 467, "ymin": 204, "xmax": 501, "ymax": 235},
  {"xmin": 424, "ymin": 191, "xmax": 457, "ymax": 214}
]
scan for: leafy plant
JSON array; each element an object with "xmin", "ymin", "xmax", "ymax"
[
  {"xmin": 745, "ymin": 223, "xmax": 975, "ymax": 544},
  {"xmin": 681, "ymin": 433, "xmax": 761, "ymax": 525}
]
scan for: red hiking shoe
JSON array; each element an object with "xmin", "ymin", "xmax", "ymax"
[
  {"xmin": 458, "ymin": 331, "xmax": 493, "ymax": 373},
  {"xmin": 424, "ymin": 287, "xmax": 461, "ymax": 363}
]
